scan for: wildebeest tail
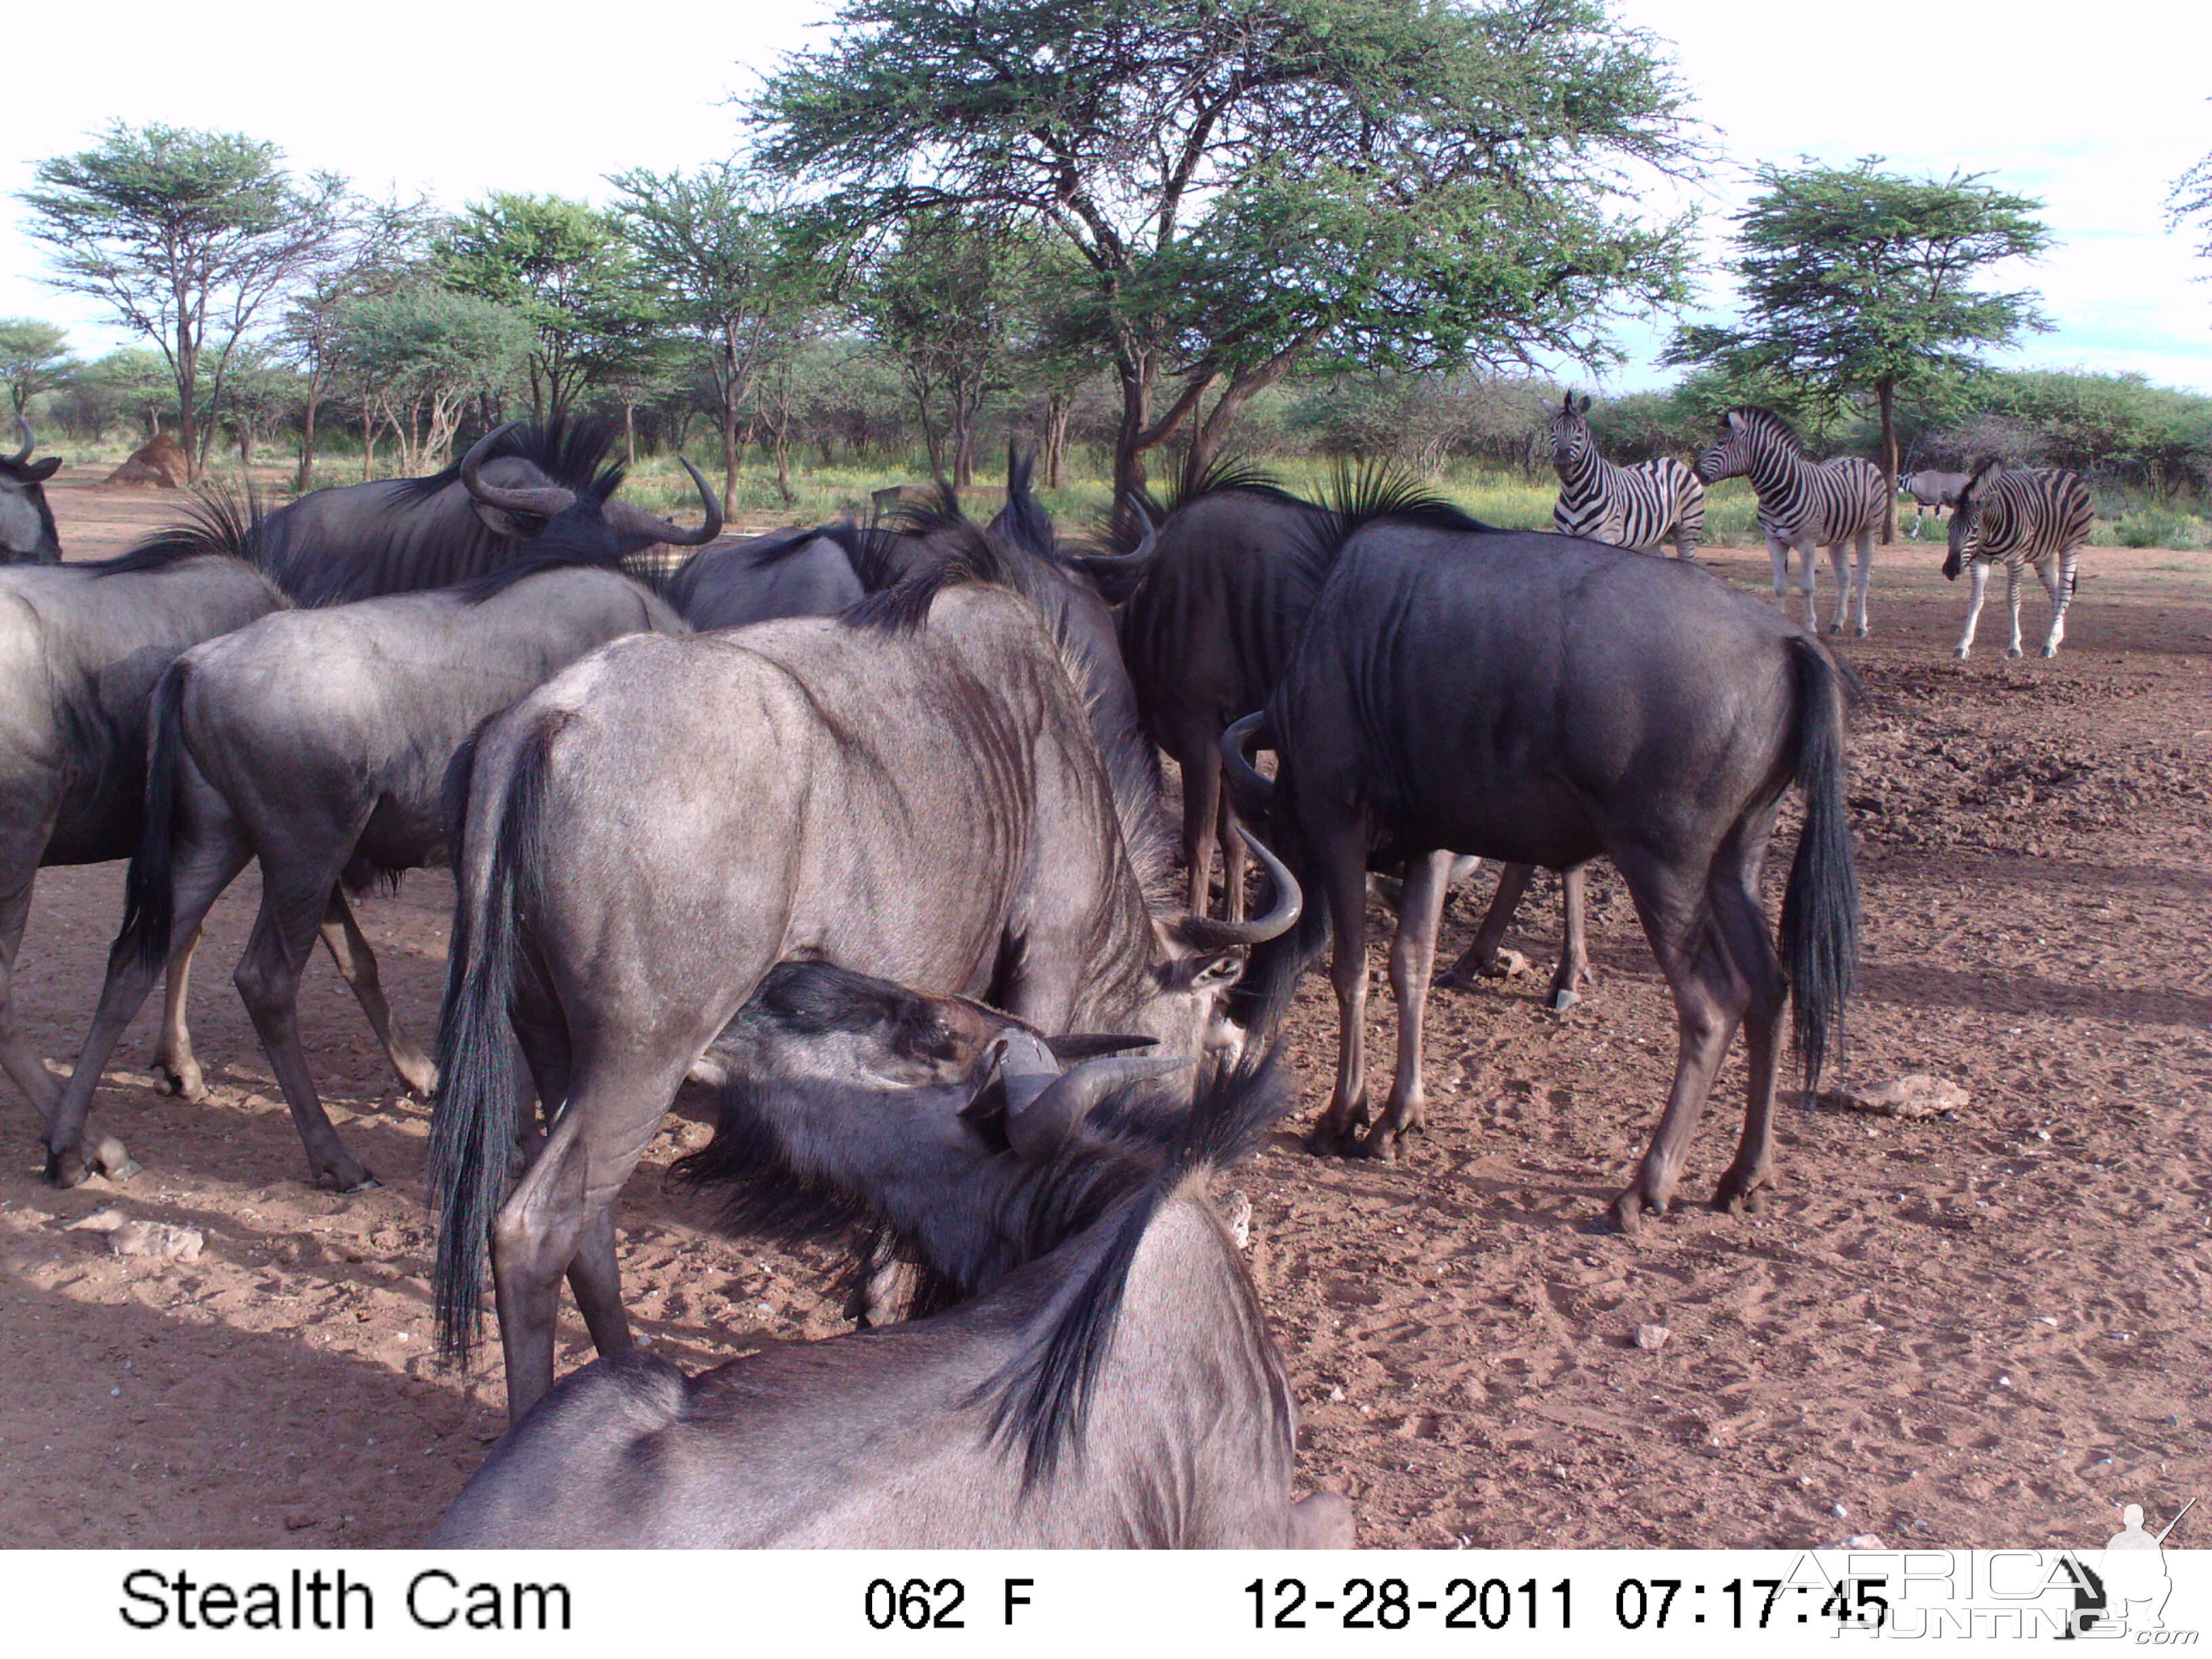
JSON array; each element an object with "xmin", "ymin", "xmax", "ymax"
[
  {"xmin": 117, "ymin": 659, "xmax": 192, "ymax": 979},
  {"xmin": 1778, "ymin": 636, "xmax": 1861, "ymax": 1097},
  {"xmin": 983, "ymin": 1045, "xmax": 1294, "ymax": 1487},
  {"xmin": 430, "ymin": 716, "xmax": 558, "ymax": 1365}
]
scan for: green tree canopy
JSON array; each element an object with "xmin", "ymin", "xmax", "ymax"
[
  {"xmin": 752, "ymin": 0, "xmax": 1704, "ymax": 502},
  {"xmin": 439, "ymin": 193, "xmax": 660, "ymax": 425},
  {"xmin": 16, "ymin": 123, "xmax": 346, "ymax": 476},
  {"xmin": 0, "ymin": 319, "xmax": 82, "ymax": 419},
  {"xmin": 1664, "ymin": 157, "xmax": 2051, "ymax": 535},
  {"xmin": 336, "ymin": 286, "xmax": 532, "ymax": 473}
]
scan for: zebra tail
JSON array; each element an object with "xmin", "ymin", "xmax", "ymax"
[{"xmin": 1778, "ymin": 637, "xmax": 1861, "ymax": 1099}]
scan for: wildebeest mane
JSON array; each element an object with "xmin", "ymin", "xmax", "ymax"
[
  {"xmin": 838, "ymin": 514, "xmax": 1012, "ymax": 634},
  {"xmin": 388, "ymin": 417, "xmax": 624, "ymax": 507},
  {"xmin": 95, "ymin": 485, "xmax": 276, "ymax": 579},
  {"xmin": 981, "ymin": 1046, "xmax": 1294, "ymax": 1488},
  {"xmin": 1281, "ymin": 459, "xmax": 1496, "ymax": 585},
  {"xmin": 1097, "ymin": 453, "xmax": 1309, "ymax": 558}
]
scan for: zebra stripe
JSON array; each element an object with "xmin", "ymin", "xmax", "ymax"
[
  {"xmin": 1548, "ymin": 396, "xmax": 1704, "ymax": 558},
  {"xmin": 1696, "ymin": 405, "xmax": 1887, "ymax": 636},
  {"xmin": 1943, "ymin": 464, "xmax": 2093, "ymax": 660}
]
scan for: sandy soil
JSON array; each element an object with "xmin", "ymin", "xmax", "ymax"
[{"xmin": 3, "ymin": 473, "xmax": 2207, "ymax": 1549}]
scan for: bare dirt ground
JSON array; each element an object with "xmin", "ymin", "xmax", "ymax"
[{"xmin": 3, "ymin": 474, "xmax": 2207, "ymax": 1550}]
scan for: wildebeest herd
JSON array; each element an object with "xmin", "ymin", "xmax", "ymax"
[{"xmin": 0, "ymin": 400, "xmax": 2100, "ymax": 1547}]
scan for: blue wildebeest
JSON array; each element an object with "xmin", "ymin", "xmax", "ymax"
[
  {"xmin": 1548, "ymin": 393, "xmax": 1704, "ymax": 558},
  {"xmin": 1898, "ymin": 468, "xmax": 1969, "ymax": 539},
  {"xmin": 431, "ymin": 544, "xmax": 1301, "ymax": 1418},
  {"xmin": 1225, "ymin": 482, "xmax": 1860, "ymax": 1233},
  {"xmin": 430, "ymin": 962, "xmax": 1352, "ymax": 1549},
  {"xmin": 1, "ymin": 513, "xmax": 284, "ymax": 1177},
  {"xmin": 39, "ymin": 556, "xmax": 694, "ymax": 1191},
  {"xmin": 1696, "ymin": 406, "xmax": 1887, "ymax": 636},
  {"xmin": 1942, "ymin": 462, "xmax": 2095, "ymax": 660},
  {"xmin": 1, "ymin": 419, "xmax": 63, "ymax": 565},
  {"xmin": 661, "ymin": 526, "xmax": 865, "ymax": 628},
  {"xmin": 1097, "ymin": 461, "xmax": 1590, "ymax": 1008}
]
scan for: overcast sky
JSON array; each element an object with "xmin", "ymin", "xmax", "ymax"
[{"xmin": 3, "ymin": 0, "xmax": 2207, "ymax": 395}]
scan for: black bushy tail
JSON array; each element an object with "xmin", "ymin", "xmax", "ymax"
[
  {"xmin": 1778, "ymin": 638, "xmax": 1862, "ymax": 1097},
  {"xmin": 430, "ymin": 719, "xmax": 557, "ymax": 1366},
  {"xmin": 118, "ymin": 659, "xmax": 192, "ymax": 979}
]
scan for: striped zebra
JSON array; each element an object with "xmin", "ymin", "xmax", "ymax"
[
  {"xmin": 1696, "ymin": 406, "xmax": 1887, "ymax": 636},
  {"xmin": 1942, "ymin": 462, "xmax": 2093, "ymax": 659},
  {"xmin": 1549, "ymin": 393, "xmax": 1704, "ymax": 558}
]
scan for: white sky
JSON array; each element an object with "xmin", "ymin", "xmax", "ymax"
[{"xmin": 3, "ymin": 0, "xmax": 2208, "ymax": 394}]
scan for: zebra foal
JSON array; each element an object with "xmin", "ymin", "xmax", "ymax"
[
  {"xmin": 1549, "ymin": 393, "xmax": 1704, "ymax": 558},
  {"xmin": 1696, "ymin": 406, "xmax": 1887, "ymax": 636},
  {"xmin": 1943, "ymin": 462, "xmax": 2093, "ymax": 659}
]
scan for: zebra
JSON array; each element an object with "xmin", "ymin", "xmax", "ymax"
[
  {"xmin": 1548, "ymin": 392, "xmax": 1704, "ymax": 558},
  {"xmin": 1696, "ymin": 406, "xmax": 1887, "ymax": 636},
  {"xmin": 1942, "ymin": 461, "xmax": 2093, "ymax": 660},
  {"xmin": 1899, "ymin": 468, "xmax": 1969, "ymax": 538}
]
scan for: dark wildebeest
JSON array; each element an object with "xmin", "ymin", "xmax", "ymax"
[
  {"xmin": 1099, "ymin": 462, "xmax": 1589, "ymax": 1007},
  {"xmin": 1, "ymin": 518, "xmax": 284, "ymax": 1176},
  {"xmin": 1225, "ymin": 490, "xmax": 1859, "ymax": 1233},
  {"xmin": 1898, "ymin": 469, "xmax": 1969, "ymax": 539},
  {"xmin": 661, "ymin": 526, "xmax": 865, "ymax": 629},
  {"xmin": 431, "ymin": 548, "xmax": 1300, "ymax": 1419},
  {"xmin": 1, "ymin": 419, "xmax": 63, "ymax": 564},
  {"xmin": 40, "ymin": 558, "xmax": 693, "ymax": 1191},
  {"xmin": 430, "ymin": 961, "xmax": 1351, "ymax": 1549}
]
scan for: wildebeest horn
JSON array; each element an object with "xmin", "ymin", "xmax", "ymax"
[
  {"xmin": 9, "ymin": 417, "xmax": 32, "ymax": 464},
  {"xmin": 996, "ymin": 1029, "xmax": 1195, "ymax": 1163},
  {"xmin": 1221, "ymin": 711, "xmax": 1273, "ymax": 804},
  {"xmin": 1078, "ymin": 495, "xmax": 1160, "ymax": 572},
  {"xmin": 1176, "ymin": 830, "xmax": 1302, "ymax": 949},
  {"xmin": 460, "ymin": 423, "xmax": 576, "ymax": 518},
  {"xmin": 605, "ymin": 458, "xmax": 724, "ymax": 548},
  {"xmin": 1043, "ymin": 1031, "xmax": 1160, "ymax": 1061}
]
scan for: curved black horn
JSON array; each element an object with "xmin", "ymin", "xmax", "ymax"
[
  {"xmin": 1000, "ymin": 1034, "xmax": 1196, "ymax": 1164},
  {"xmin": 608, "ymin": 457, "xmax": 724, "ymax": 548},
  {"xmin": 9, "ymin": 416, "xmax": 33, "ymax": 464},
  {"xmin": 1177, "ymin": 830, "xmax": 1302, "ymax": 949},
  {"xmin": 1221, "ymin": 711, "xmax": 1273, "ymax": 804},
  {"xmin": 1078, "ymin": 495, "xmax": 1160, "ymax": 572},
  {"xmin": 460, "ymin": 423, "xmax": 577, "ymax": 518}
]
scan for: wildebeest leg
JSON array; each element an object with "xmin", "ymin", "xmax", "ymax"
[
  {"xmin": 1953, "ymin": 558, "xmax": 1991, "ymax": 659},
  {"xmin": 1217, "ymin": 791, "xmax": 1250, "ymax": 926},
  {"xmin": 1311, "ymin": 820, "xmax": 1375, "ymax": 1153},
  {"xmin": 846, "ymin": 1223, "xmax": 923, "ymax": 1327},
  {"xmin": 1547, "ymin": 862, "xmax": 1591, "ymax": 1011},
  {"xmin": 562, "ymin": 1206, "xmax": 630, "ymax": 1357},
  {"xmin": 234, "ymin": 855, "xmax": 379, "ymax": 1192},
  {"xmin": 1438, "ymin": 861, "xmax": 1532, "ymax": 987},
  {"xmin": 1607, "ymin": 855, "xmax": 1750, "ymax": 1235},
  {"xmin": 2003, "ymin": 557, "xmax": 2026, "ymax": 658},
  {"xmin": 1174, "ymin": 731, "xmax": 1225, "ymax": 918},
  {"xmin": 0, "ymin": 855, "xmax": 70, "ymax": 1131},
  {"xmin": 1708, "ymin": 848, "xmax": 1788, "ymax": 1215},
  {"xmin": 1364, "ymin": 850, "xmax": 1451, "ymax": 1160},
  {"xmin": 41, "ymin": 804, "xmax": 252, "ymax": 1185},
  {"xmin": 2038, "ymin": 550, "xmax": 2075, "ymax": 658},
  {"xmin": 316, "ymin": 891, "xmax": 438, "ymax": 1097},
  {"xmin": 150, "ymin": 928, "xmax": 207, "ymax": 1101}
]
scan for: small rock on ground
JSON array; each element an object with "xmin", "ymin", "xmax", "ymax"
[{"xmin": 1838, "ymin": 1074, "xmax": 1970, "ymax": 1119}]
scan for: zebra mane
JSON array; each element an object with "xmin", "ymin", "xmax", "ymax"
[
  {"xmin": 1722, "ymin": 405, "xmax": 1803, "ymax": 456},
  {"xmin": 1959, "ymin": 458, "xmax": 2003, "ymax": 504}
]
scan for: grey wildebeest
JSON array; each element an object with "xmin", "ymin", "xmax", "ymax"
[
  {"xmin": 1899, "ymin": 468, "xmax": 1970, "ymax": 538},
  {"xmin": 1225, "ymin": 489, "xmax": 1859, "ymax": 1233},
  {"xmin": 1, "ymin": 419, "xmax": 63, "ymax": 564},
  {"xmin": 431, "ymin": 961, "xmax": 1351, "ymax": 1549},
  {"xmin": 661, "ymin": 525, "xmax": 865, "ymax": 629},
  {"xmin": 41, "ymin": 556, "xmax": 694, "ymax": 1191},
  {"xmin": 1942, "ymin": 462, "xmax": 2094, "ymax": 660},
  {"xmin": 1, "ymin": 518, "xmax": 284, "ymax": 1178},
  {"xmin": 431, "ymin": 545, "xmax": 1300, "ymax": 1419},
  {"xmin": 1696, "ymin": 406, "xmax": 1887, "ymax": 636},
  {"xmin": 1100, "ymin": 461, "xmax": 1590, "ymax": 1008}
]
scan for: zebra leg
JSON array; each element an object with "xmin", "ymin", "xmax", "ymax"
[
  {"xmin": 1824, "ymin": 539, "xmax": 1850, "ymax": 635},
  {"xmin": 1793, "ymin": 534, "xmax": 1821, "ymax": 630},
  {"xmin": 1763, "ymin": 532, "xmax": 1791, "ymax": 611},
  {"xmin": 1848, "ymin": 529, "xmax": 1874, "ymax": 637},
  {"xmin": 2004, "ymin": 558, "xmax": 2026, "ymax": 657},
  {"xmin": 2039, "ymin": 552, "xmax": 2074, "ymax": 657},
  {"xmin": 1954, "ymin": 558, "xmax": 1991, "ymax": 659}
]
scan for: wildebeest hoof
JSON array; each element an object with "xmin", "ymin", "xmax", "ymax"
[
  {"xmin": 1713, "ymin": 1174, "xmax": 1772, "ymax": 1216},
  {"xmin": 91, "ymin": 1134, "xmax": 139, "ymax": 1183},
  {"xmin": 314, "ymin": 1168, "xmax": 380, "ymax": 1195},
  {"xmin": 1609, "ymin": 1186, "xmax": 1668, "ymax": 1234},
  {"xmin": 401, "ymin": 1062, "xmax": 439, "ymax": 1099},
  {"xmin": 43, "ymin": 1146, "xmax": 91, "ymax": 1189},
  {"xmin": 1546, "ymin": 987, "xmax": 1580, "ymax": 1013},
  {"xmin": 155, "ymin": 1061, "xmax": 205, "ymax": 1102}
]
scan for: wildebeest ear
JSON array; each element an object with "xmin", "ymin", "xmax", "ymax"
[
  {"xmin": 1172, "ymin": 950, "xmax": 1246, "ymax": 991},
  {"xmin": 470, "ymin": 500, "xmax": 547, "ymax": 540},
  {"xmin": 27, "ymin": 457, "xmax": 62, "ymax": 483},
  {"xmin": 1044, "ymin": 1032, "xmax": 1160, "ymax": 1061}
]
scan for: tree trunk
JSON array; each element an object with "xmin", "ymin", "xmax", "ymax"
[
  {"xmin": 1877, "ymin": 377, "xmax": 1898, "ymax": 545},
  {"xmin": 176, "ymin": 317, "xmax": 202, "ymax": 484},
  {"xmin": 297, "ymin": 382, "xmax": 321, "ymax": 493},
  {"xmin": 1044, "ymin": 393, "xmax": 1070, "ymax": 489},
  {"xmin": 625, "ymin": 401, "xmax": 637, "ymax": 468},
  {"xmin": 361, "ymin": 402, "xmax": 378, "ymax": 483}
]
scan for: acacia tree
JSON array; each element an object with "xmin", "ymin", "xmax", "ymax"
[
  {"xmin": 335, "ymin": 286, "xmax": 530, "ymax": 475},
  {"xmin": 18, "ymin": 123, "xmax": 346, "ymax": 477},
  {"xmin": 1665, "ymin": 157, "xmax": 2051, "ymax": 538},
  {"xmin": 754, "ymin": 0, "xmax": 1702, "ymax": 505},
  {"xmin": 607, "ymin": 163, "xmax": 816, "ymax": 504},
  {"xmin": 0, "ymin": 319, "xmax": 81, "ymax": 418},
  {"xmin": 2171, "ymin": 138, "xmax": 2212, "ymax": 283}
]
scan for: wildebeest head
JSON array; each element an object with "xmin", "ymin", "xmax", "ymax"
[
  {"xmin": 1548, "ymin": 392, "xmax": 1595, "ymax": 470},
  {"xmin": 459, "ymin": 422, "xmax": 722, "ymax": 561},
  {"xmin": 1148, "ymin": 830, "xmax": 1303, "ymax": 1059},
  {"xmin": 1, "ymin": 418, "xmax": 64, "ymax": 565},
  {"xmin": 1696, "ymin": 405, "xmax": 1800, "ymax": 486},
  {"xmin": 682, "ymin": 960, "xmax": 1290, "ymax": 1311},
  {"xmin": 1944, "ymin": 460, "xmax": 2002, "ymax": 580}
]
